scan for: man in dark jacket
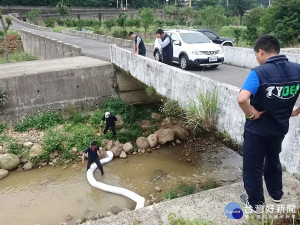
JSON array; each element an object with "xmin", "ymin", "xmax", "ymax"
[
  {"xmin": 129, "ymin": 32, "xmax": 146, "ymax": 56},
  {"xmin": 156, "ymin": 29, "xmax": 173, "ymax": 65},
  {"xmin": 100, "ymin": 112, "xmax": 117, "ymax": 136},
  {"xmin": 82, "ymin": 141, "xmax": 104, "ymax": 175},
  {"xmin": 238, "ymin": 35, "xmax": 300, "ymax": 214}
]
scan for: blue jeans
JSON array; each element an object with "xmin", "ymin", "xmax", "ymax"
[{"xmin": 243, "ymin": 131, "xmax": 284, "ymax": 208}]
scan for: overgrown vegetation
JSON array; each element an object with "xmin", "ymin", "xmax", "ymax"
[
  {"xmin": 168, "ymin": 212, "xmax": 215, "ymax": 225},
  {"xmin": 0, "ymin": 52, "xmax": 36, "ymax": 64},
  {"xmin": 165, "ymin": 181, "xmax": 219, "ymax": 200},
  {"xmin": 0, "ymin": 123, "xmax": 6, "ymax": 133},
  {"xmin": 26, "ymin": 9, "xmax": 42, "ymax": 25},
  {"xmin": 0, "ymin": 89, "xmax": 9, "ymax": 106},
  {"xmin": 14, "ymin": 111, "xmax": 65, "ymax": 132}
]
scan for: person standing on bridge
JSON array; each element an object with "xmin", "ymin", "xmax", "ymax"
[
  {"xmin": 100, "ymin": 112, "xmax": 117, "ymax": 136},
  {"xmin": 129, "ymin": 32, "xmax": 146, "ymax": 56},
  {"xmin": 156, "ymin": 29, "xmax": 173, "ymax": 65},
  {"xmin": 237, "ymin": 35, "xmax": 300, "ymax": 214},
  {"xmin": 82, "ymin": 141, "xmax": 104, "ymax": 175}
]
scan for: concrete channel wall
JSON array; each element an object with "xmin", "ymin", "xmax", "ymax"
[
  {"xmin": 18, "ymin": 29, "xmax": 81, "ymax": 60},
  {"xmin": 110, "ymin": 45, "xmax": 300, "ymax": 174},
  {"xmin": 62, "ymin": 29, "xmax": 155, "ymax": 52},
  {"xmin": 223, "ymin": 47, "xmax": 300, "ymax": 68},
  {"xmin": 0, "ymin": 57, "xmax": 117, "ymax": 120},
  {"xmin": 9, "ymin": 13, "xmax": 53, "ymax": 32}
]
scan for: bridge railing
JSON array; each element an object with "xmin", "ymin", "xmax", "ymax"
[{"xmin": 110, "ymin": 45, "xmax": 300, "ymax": 175}]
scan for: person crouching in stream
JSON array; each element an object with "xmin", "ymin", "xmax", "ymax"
[{"xmin": 82, "ymin": 141, "xmax": 104, "ymax": 175}]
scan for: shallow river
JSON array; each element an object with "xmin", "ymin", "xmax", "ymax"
[{"xmin": 0, "ymin": 147, "xmax": 203, "ymax": 225}]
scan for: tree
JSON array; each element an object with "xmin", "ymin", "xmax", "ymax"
[
  {"xmin": 57, "ymin": 0, "xmax": 69, "ymax": 16},
  {"xmin": 229, "ymin": 0, "xmax": 256, "ymax": 26},
  {"xmin": 260, "ymin": 0, "xmax": 300, "ymax": 46},
  {"xmin": 0, "ymin": 8, "xmax": 12, "ymax": 63},
  {"xmin": 194, "ymin": 6, "xmax": 227, "ymax": 31},
  {"xmin": 138, "ymin": 8, "xmax": 155, "ymax": 35},
  {"xmin": 244, "ymin": 8, "xmax": 265, "ymax": 45},
  {"xmin": 26, "ymin": 9, "xmax": 42, "ymax": 25},
  {"xmin": 194, "ymin": 0, "xmax": 219, "ymax": 9}
]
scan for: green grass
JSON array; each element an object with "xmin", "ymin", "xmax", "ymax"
[
  {"xmin": 14, "ymin": 111, "xmax": 65, "ymax": 132},
  {"xmin": 0, "ymin": 52, "xmax": 36, "ymax": 64},
  {"xmin": 0, "ymin": 123, "xmax": 6, "ymax": 134},
  {"xmin": 168, "ymin": 212, "xmax": 216, "ymax": 225},
  {"xmin": 53, "ymin": 26, "xmax": 65, "ymax": 33}
]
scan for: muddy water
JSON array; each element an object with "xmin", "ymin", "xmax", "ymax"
[{"xmin": 0, "ymin": 147, "xmax": 204, "ymax": 225}]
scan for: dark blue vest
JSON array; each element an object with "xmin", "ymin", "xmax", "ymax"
[
  {"xmin": 246, "ymin": 55, "xmax": 300, "ymax": 137},
  {"xmin": 135, "ymin": 36, "xmax": 146, "ymax": 56},
  {"xmin": 162, "ymin": 34, "xmax": 173, "ymax": 60}
]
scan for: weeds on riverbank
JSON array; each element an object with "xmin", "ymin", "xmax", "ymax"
[
  {"xmin": 0, "ymin": 51, "xmax": 36, "ymax": 64},
  {"xmin": 165, "ymin": 181, "xmax": 219, "ymax": 200},
  {"xmin": 168, "ymin": 212, "xmax": 215, "ymax": 225},
  {"xmin": 0, "ymin": 123, "xmax": 6, "ymax": 133}
]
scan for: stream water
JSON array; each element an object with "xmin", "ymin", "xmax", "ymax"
[{"xmin": 0, "ymin": 147, "xmax": 206, "ymax": 225}]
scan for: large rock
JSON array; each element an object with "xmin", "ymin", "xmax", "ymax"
[
  {"xmin": 151, "ymin": 112, "xmax": 161, "ymax": 120},
  {"xmin": 23, "ymin": 142, "xmax": 34, "ymax": 148},
  {"xmin": 154, "ymin": 128, "xmax": 175, "ymax": 144},
  {"xmin": 109, "ymin": 205, "xmax": 122, "ymax": 215},
  {"xmin": 123, "ymin": 143, "xmax": 133, "ymax": 153},
  {"xmin": 120, "ymin": 151, "xmax": 127, "ymax": 159},
  {"xmin": 136, "ymin": 137, "xmax": 150, "ymax": 150},
  {"xmin": 161, "ymin": 118, "xmax": 172, "ymax": 128},
  {"xmin": 115, "ymin": 115, "xmax": 124, "ymax": 129},
  {"xmin": 141, "ymin": 120, "xmax": 151, "ymax": 129},
  {"xmin": 29, "ymin": 144, "xmax": 45, "ymax": 157},
  {"xmin": 23, "ymin": 161, "xmax": 33, "ymax": 171},
  {"xmin": 147, "ymin": 134, "xmax": 158, "ymax": 148},
  {"xmin": 0, "ymin": 153, "xmax": 20, "ymax": 170},
  {"xmin": 101, "ymin": 139, "xmax": 109, "ymax": 147},
  {"xmin": 106, "ymin": 140, "xmax": 114, "ymax": 150},
  {"xmin": 0, "ymin": 169, "xmax": 9, "ymax": 179},
  {"xmin": 172, "ymin": 125, "xmax": 189, "ymax": 140},
  {"xmin": 110, "ymin": 144, "xmax": 123, "ymax": 157}
]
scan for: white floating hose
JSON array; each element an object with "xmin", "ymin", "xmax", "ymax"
[{"xmin": 86, "ymin": 151, "xmax": 145, "ymax": 210}]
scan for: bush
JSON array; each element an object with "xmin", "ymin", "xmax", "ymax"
[
  {"xmin": 0, "ymin": 89, "xmax": 8, "ymax": 106},
  {"xmin": 165, "ymin": 20, "xmax": 177, "ymax": 26},
  {"xmin": 104, "ymin": 18, "xmax": 117, "ymax": 30},
  {"xmin": 0, "ymin": 123, "xmax": 6, "ymax": 133},
  {"xmin": 14, "ymin": 111, "xmax": 64, "ymax": 132},
  {"xmin": 26, "ymin": 9, "xmax": 42, "ymax": 25},
  {"xmin": 94, "ymin": 26, "xmax": 105, "ymax": 35},
  {"xmin": 117, "ymin": 14, "xmax": 128, "ymax": 27},
  {"xmin": 244, "ymin": 8, "xmax": 265, "ymax": 45},
  {"xmin": 111, "ymin": 26, "xmax": 128, "ymax": 38},
  {"xmin": 56, "ymin": 18, "xmax": 65, "ymax": 26},
  {"xmin": 116, "ymin": 122, "xmax": 144, "ymax": 143},
  {"xmin": 65, "ymin": 18, "xmax": 76, "ymax": 27},
  {"xmin": 0, "ymin": 52, "xmax": 36, "ymax": 64},
  {"xmin": 43, "ymin": 129, "xmax": 67, "ymax": 155},
  {"xmin": 155, "ymin": 19, "xmax": 164, "ymax": 27},
  {"xmin": 45, "ymin": 17, "xmax": 55, "ymax": 28},
  {"xmin": 7, "ymin": 139, "xmax": 23, "ymax": 155},
  {"xmin": 126, "ymin": 18, "xmax": 141, "ymax": 28}
]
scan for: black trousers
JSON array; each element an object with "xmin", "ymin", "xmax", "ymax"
[
  {"xmin": 104, "ymin": 124, "xmax": 116, "ymax": 136},
  {"xmin": 87, "ymin": 158, "xmax": 104, "ymax": 175},
  {"xmin": 243, "ymin": 131, "xmax": 284, "ymax": 209},
  {"xmin": 163, "ymin": 57, "xmax": 172, "ymax": 65}
]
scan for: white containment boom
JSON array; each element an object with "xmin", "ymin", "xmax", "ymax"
[{"xmin": 86, "ymin": 151, "xmax": 145, "ymax": 210}]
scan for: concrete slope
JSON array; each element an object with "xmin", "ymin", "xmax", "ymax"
[{"xmin": 84, "ymin": 173, "xmax": 300, "ymax": 225}]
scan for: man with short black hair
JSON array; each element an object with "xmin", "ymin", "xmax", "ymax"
[
  {"xmin": 156, "ymin": 29, "xmax": 173, "ymax": 65},
  {"xmin": 129, "ymin": 32, "xmax": 146, "ymax": 56},
  {"xmin": 238, "ymin": 34, "xmax": 300, "ymax": 214},
  {"xmin": 82, "ymin": 141, "xmax": 104, "ymax": 175}
]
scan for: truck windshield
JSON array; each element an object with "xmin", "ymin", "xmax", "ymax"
[{"xmin": 180, "ymin": 33, "xmax": 211, "ymax": 44}]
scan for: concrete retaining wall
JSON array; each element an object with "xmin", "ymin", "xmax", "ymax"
[
  {"xmin": 9, "ymin": 13, "xmax": 53, "ymax": 32},
  {"xmin": 18, "ymin": 29, "xmax": 81, "ymax": 59},
  {"xmin": 0, "ymin": 57, "xmax": 117, "ymax": 120},
  {"xmin": 223, "ymin": 46, "xmax": 300, "ymax": 68},
  {"xmin": 110, "ymin": 45, "xmax": 300, "ymax": 174}
]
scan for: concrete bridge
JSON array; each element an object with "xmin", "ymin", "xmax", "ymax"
[{"xmin": 1, "ymin": 15, "xmax": 300, "ymax": 225}]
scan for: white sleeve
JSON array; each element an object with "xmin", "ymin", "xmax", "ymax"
[
  {"xmin": 158, "ymin": 36, "xmax": 171, "ymax": 48},
  {"xmin": 136, "ymin": 37, "xmax": 141, "ymax": 45}
]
